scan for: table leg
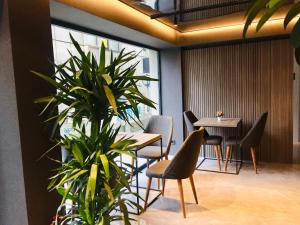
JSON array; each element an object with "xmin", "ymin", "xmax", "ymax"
[
  {"xmin": 135, "ymin": 150, "xmax": 140, "ymax": 214},
  {"xmin": 160, "ymin": 138, "xmax": 163, "ymax": 158},
  {"xmin": 160, "ymin": 138, "xmax": 163, "ymax": 191},
  {"xmin": 235, "ymin": 126, "xmax": 238, "ymax": 174},
  {"xmin": 120, "ymin": 154, "xmax": 123, "ymax": 168},
  {"xmin": 240, "ymin": 122, "xmax": 243, "ymax": 165}
]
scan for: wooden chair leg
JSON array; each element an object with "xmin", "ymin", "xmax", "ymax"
[
  {"xmin": 177, "ymin": 179, "xmax": 186, "ymax": 218},
  {"xmin": 218, "ymin": 145, "xmax": 223, "ymax": 161},
  {"xmin": 229, "ymin": 146, "xmax": 233, "ymax": 163},
  {"xmin": 157, "ymin": 159, "xmax": 160, "ymax": 189},
  {"xmin": 214, "ymin": 145, "xmax": 221, "ymax": 171},
  {"xmin": 162, "ymin": 179, "xmax": 166, "ymax": 196},
  {"xmin": 189, "ymin": 175, "xmax": 198, "ymax": 204},
  {"xmin": 144, "ymin": 177, "xmax": 152, "ymax": 210},
  {"xmin": 225, "ymin": 145, "xmax": 231, "ymax": 172},
  {"xmin": 165, "ymin": 155, "xmax": 169, "ymax": 160},
  {"xmin": 251, "ymin": 147, "xmax": 258, "ymax": 174}
]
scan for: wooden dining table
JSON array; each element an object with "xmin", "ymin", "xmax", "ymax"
[
  {"xmin": 194, "ymin": 117, "xmax": 242, "ymax": 175},
  {"xmin": 116, "ymin": 132, "xmax": 163, "ymax": 215}
]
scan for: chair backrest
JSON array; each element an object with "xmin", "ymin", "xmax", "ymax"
[
  {"xmin": 184, "ymin": 111, "xmax": 209, "ymax": 137},
  {"xmin": 163, "ymin": 128, "xmax": 205, "ymax": 180},
  {"xmin": 183, "ymin": 111, "xmax": 198, "ymax": 134},
  {"xmin": 240, "ymin": 112, "xmax": 268, "ymax": 150},
  {"xmin": 144, "ymin": 115, "xmax": 173, "ymax": 154}
]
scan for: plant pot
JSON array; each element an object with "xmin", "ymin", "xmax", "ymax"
[{"xmin": 217, "ymin": 116, "xmax": 222, "ymax": 122}]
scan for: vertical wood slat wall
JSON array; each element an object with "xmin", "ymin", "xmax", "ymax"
[{"xmin": 182, "ymin": 39, "xmax": 294, "ymax": 163}]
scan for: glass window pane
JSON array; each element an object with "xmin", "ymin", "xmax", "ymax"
[
  {"xmin": 55, "ymin": 41, "xmax": 71, "ymax": 64},
  {"xmin": 54, "ymin": 26, "xmax": 71, "ymax": 42},
  {"xmin": 84, "ymin": 33, "xmax": 97, "ymax": 47}
]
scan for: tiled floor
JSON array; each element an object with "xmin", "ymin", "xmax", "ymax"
[{"xmin": 132, "ymin": 162, "xmax": 300, "ymax": 225}]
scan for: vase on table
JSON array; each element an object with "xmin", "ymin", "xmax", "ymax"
[{"xmin": 216, "ymin": 111, "xmax": 224, "ymax": 122}]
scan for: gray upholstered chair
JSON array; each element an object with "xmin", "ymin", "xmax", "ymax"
[
  {"xmin": 137, "ymin": 115, "xmax": 173, "ymax": 160},
  {"xmin": 130, "ymin": 115, "xmax": 173, "ymax": 186},
  {"xmin": 183, "ymin": 111, "xmax": 223, "ymax": 171},
  {"xmin": 144, "ymin": 128, "xmax": 205, "ymax": 218},
  {"xmin": 225, "ymin": 112, "xmax": 268, "ymax": 173}
]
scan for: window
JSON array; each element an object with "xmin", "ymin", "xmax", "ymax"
[{"xmin": 51, "ymin": 24, "xmax": 160, "ymax": 136}]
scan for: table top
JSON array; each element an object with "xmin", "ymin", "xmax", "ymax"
[
  {"xmin": 116, "ymin": 132, "xmax": 162, "ymax": 149},
  {"xmin": 194, "ymin": 117, "xmax": 241, "ymax": 128}
]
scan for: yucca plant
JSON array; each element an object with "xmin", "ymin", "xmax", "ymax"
[
  {"xmin": 243, "ymin": 0, "xmax": 300, "ymax": 64},
  {"xmin": 34, "ymin": 35, "xmax": 157, "ymax": 225}
]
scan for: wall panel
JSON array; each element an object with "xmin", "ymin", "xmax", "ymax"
[{"xmin": 182, "ymin": 39, "xmax": 293, "ymax": 163}]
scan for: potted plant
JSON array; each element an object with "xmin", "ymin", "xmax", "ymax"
[{"xmin": 34, "ymin": 35, "xmax": 157, "ymax": 225}]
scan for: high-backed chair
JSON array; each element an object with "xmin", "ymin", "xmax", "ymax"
[
  {"xmin": 183, "ymin": 111, "xmax": 223, "ymax": 171},
  {"xmin": 130, "ymin": 115, "xmax": 173, "ymax": 186},
  {"xmin": 144, "ymin": 128, "xmax": 205, "ymax": 218},
  {"xmin": 225, "ymin": 112, "xmax": 268, "ymax": 173},
  {"xmin": 137, "ymin": 115, "xmax": 173, "ymax": 160}
]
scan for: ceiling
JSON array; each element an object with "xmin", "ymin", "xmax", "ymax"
[
  {"xmin": 119, "ymin": 0, "xmax": 251, "ymax": 31},
  {"xmin": 55, "ymin": 0, "xmax": 296, "ymax": 48},
  {"xmin": 51, "ymin": 1, "xmax": 176, "ymax": 49}
]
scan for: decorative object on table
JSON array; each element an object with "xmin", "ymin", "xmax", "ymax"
[
  {"xmin": 34, "ymin": 34, "xmax": 157, "ymax": 225},
  {"xmin": 216, "ymin": 111, "xmax": 224, "ymax": 121}
]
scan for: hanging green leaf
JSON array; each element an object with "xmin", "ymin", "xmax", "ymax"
[
  {"xmin": 86, "ymin": 164, "xmax": 98, "ymax": 201},
  {"xmin": 103, "ymin": 85, "xmax": 118, "ymax": 114},
  {"xmin": 295, "ymin": 46, "xmax": 300, "ymax": 65},
  {"xmin": 284, "ymin": 2, "xmax": 300, "ymax": 28},
  {"xmin": 243, "ymin": 0, "xmax": 269, "ymax": 38},
  {"xmin": 104, "ymin": 183, "xmax": 114, "ymax": 202},
  {"xmin": 72, "ymin": 143, "xmax": 84, "ymax": 166},
  {"xmin": 290, "ymin": 19, "xmax": 300, "ymax": 48},
  {"xmin": 70, "ymin": 86, "xmax": 93, "ymax": 94},
  {"xmin": 100, "ymin": 154, "xmax": 110, "ymax": 180},
  {"xmin": 102, "ymin": 74, "xmax": 112, "ymax": 85},
  {"xmin": 267, "ymin": 0, "xmax": 282, "ymax": 8},
  {"xmin": 75, "ymin": 70, "xmax": 83, "ymax": 79},
  {"xmin": 256, "ymin": 0, "xmax": 285, "ymax": 32}
]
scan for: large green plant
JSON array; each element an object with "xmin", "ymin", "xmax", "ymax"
[
  {"xmin": 34, "ymin": 35, "xmax": 157, "ymax": 225},
  {"xmin": 243, "ymin": 0, "xmax": 300, "ymax": 63}
]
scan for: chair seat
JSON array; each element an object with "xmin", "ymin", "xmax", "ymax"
[
  {"xmin": 146, "ymin": 160, "xmax": 171, "ymax": 178},
  {"xmin": 226, "ymin": 136, "xmax": 242, "ymax": 146},
  {"xmin": 137, "ymin": 146, "xmax": 167, "ymax": 159},
  {"xmin": 204, "ymin": 135, "xmax": 222, "ymax": 145}
]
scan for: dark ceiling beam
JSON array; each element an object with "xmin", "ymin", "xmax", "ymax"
[{"xmin": 151, "ymin": 0, "xmax": 251, "ymax": 19}]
